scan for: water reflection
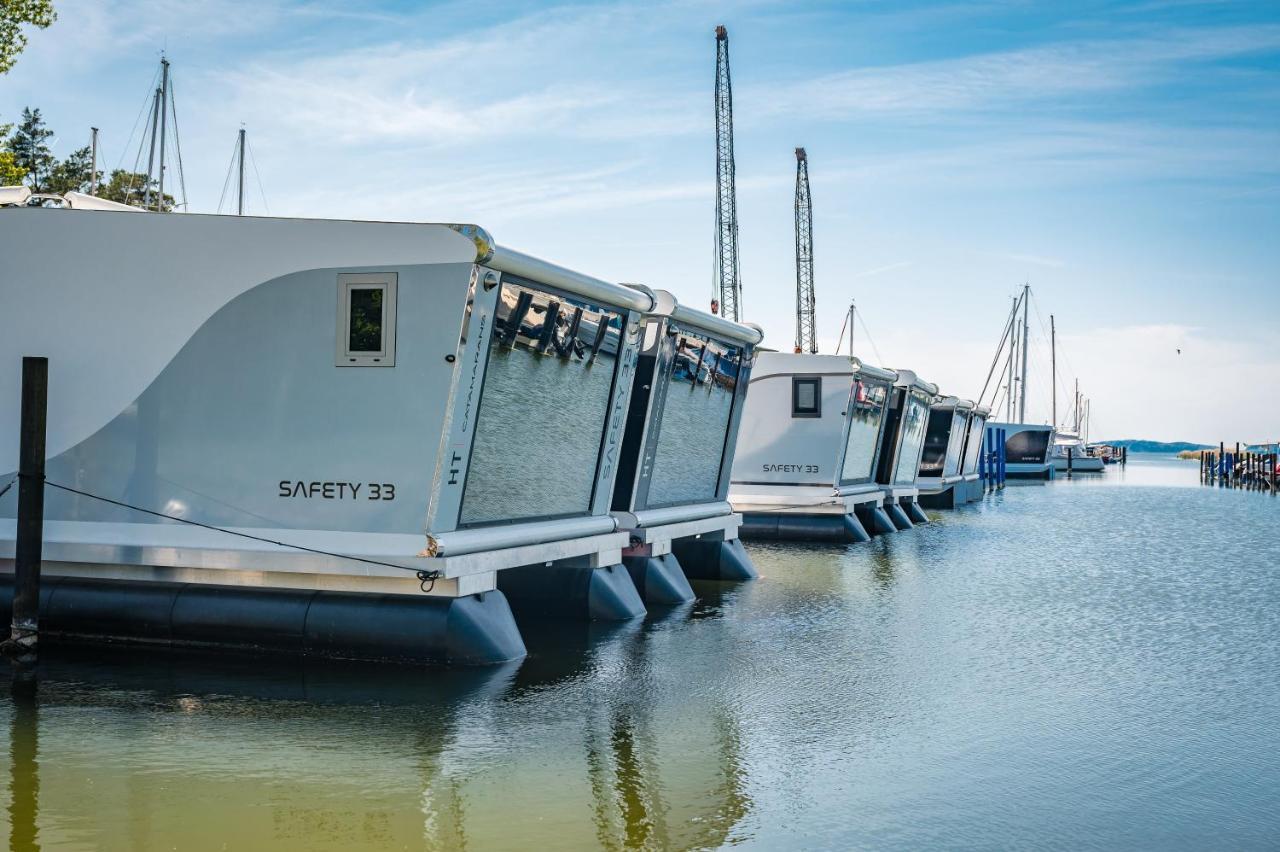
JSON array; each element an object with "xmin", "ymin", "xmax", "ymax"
[
  {"xmin": 2, "ymin": 626, "xmax": 755, "ymax": 852},
  {"xmin": 8, "ymin": 672, "xmax": 39, "ymax": 852},
  {"xmin": 461, "ymin": 282, "xmax": 624, "ymax": 525},
  {"xmin": 3, "ymin": 455, "xmax": 1276, "ymax": 849},
  {"xmin": 646, "ymin": 332, "xmax": 739, "ymax": 507},
  {"xmin": 892, "ymin": 391, "xmax": 929, "ymax": 483},
  {"xmin": 840, "ymin": 380, "xmax": 889, "ymax": 482}
]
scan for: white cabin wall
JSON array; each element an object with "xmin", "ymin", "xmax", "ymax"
[
  {"xmin": 1, "ymin": 262, "xmax": 471, "ymax": 535},
  {"xmin": 730, "ymin": 372, "xmax": 850, "ymax": 488},
  {"xmin": 0, "ymin": 209, "xmax": 479, "ymax": 471}
]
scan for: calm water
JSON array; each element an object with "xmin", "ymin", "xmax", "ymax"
[{"xmin": 3, "ymin": 455, "xmax": 1279, "ymax": 850}]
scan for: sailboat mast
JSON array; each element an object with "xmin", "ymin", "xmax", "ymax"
[
  {"xmin": 88, "ymin": 126, "xmax": 99, "ymax": 194},
  {"xmin": 157, "ymin": 57, "xmax": 169, "ymax": 211},
  {"xmin": 237, "ymin": 127, "xmax": 246, "ymax": 216},
  {"xmin": 849, "ymin": 300, "xmax": 855, "ymax": 358},
  {"xmin": 1074, "ymin": 379, "xmax": 1080, "ymax": 433},
  {"xmin": 1019, "ymin": 283, "xmax": 1030, "ymax": 423},
  {"xmin": 143, "ymin": 87, "xmax": 160, "ymax": 209},
  {"xmin": 1006, "ymin": 297, "xmax": 1016, "ymax": 421},
  {"xmin": 1050, "ymin": 314, "xmax": 1056, "ymax": 428}
]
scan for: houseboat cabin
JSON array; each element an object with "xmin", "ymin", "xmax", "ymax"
[
  {"xmin": 957, "ymin": 404, "xmax": 992, "ymax": 500},
  {"xmin": 606, "ymin": 290, "xmax": 763, "ymax": 600},
  {"xmin": 916, "ymin": 397, "xmax": 977, "ymax": 509},
  {"xmin": 728, "ymin": 353, "xmax": 899, "ymax": 543},
  {"xmin": 872, "ymin": 370, "xmax": 938, "ymax": 528},
  {"xmin": 0, "ymin": 204, "xmax": 686, "ymax": 663}
]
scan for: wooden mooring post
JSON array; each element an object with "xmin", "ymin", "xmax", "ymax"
[
  {"xmin": 1203, "ymin": 441, "xmax": 1280, "ymax": 493},
  {"xmin": 8, "ymin": 357, "xmax": 48, "ymax": 659}
]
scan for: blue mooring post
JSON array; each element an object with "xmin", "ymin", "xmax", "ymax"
[
  {"xmin": 993, "ymin": 424, "xmax": 1003, "ymax": 483},
  {"xmin": 985, "ymin": 427, "xmax": 994, "ymax": 491}
]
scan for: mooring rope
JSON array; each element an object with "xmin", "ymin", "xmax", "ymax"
[{"xmin": 42, "ymin": 480, "xmax": 439, "ymax": 583}]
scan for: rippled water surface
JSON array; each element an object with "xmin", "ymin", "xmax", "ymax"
[{"xmin": 3, "ymin": 455, "xmax": 1279, "ymax": 850}]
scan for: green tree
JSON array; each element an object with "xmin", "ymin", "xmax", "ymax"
[
  {"xmin": 46, "ymin": 144, "xmax": 97, "ymax": 194},
  {"xmin": 5, "ymin": 106, "xmax": 53, "ymax": 190},
  {"xmin": 1, "ymin": 0, "xmax": 56, "ymax": 75},
  {"xmin": 99, "ymin": 169, "xmax": 175, "ymax": 211},
  {"xmin": 0, "ymin": 150, "xmax": 25, "ymax": 185}
]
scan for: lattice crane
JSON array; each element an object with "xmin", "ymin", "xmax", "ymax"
[
  {"xmin": 712, "ymin": 25, "xmax": 743, "ymax": 321},
  {"xmin": 794, "ymin": 147, "xmax": 816, "ymax": 353}
]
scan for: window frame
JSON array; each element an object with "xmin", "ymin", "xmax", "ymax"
[
  {"xmin": 336, "ymin": 272, "xmax": 397, "ymax": 367},
  {"xmin": 791, "ymin": 376, "xmax": 822, "ymax": 418}
]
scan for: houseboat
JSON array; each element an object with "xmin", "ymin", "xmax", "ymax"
[
  {"xmin": 606, "ymin": 290, "xmax": 762, "ymax": 603},
  {"xmin": 988, "ymin": 421, "xmax": 1056, "ymax": 479},
  {"xmin": 0, "ymin": 202, "xmax": 721, "ymax": 664},
  {"xmin": 728, "ymin": 353, "xmax": 900, "ymax": 543},
  {"xmin": 871, "ymin": 370, "xmax": 938, "ymax": 528},
  {"xmin": 916, "ymin": 397, "xmax": 978, "ymax": 509},
  {"xmin": 957, "ymin": 404, "xmax": 992, "ymax": 500}
]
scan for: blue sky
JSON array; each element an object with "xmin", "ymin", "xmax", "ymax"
[{"xmin": 4, "ymin": 0, "xmax": 1278, "ymax": 442}]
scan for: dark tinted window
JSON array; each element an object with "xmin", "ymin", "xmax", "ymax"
[
  {"xmin": 918, "ymin": 409, "xmax": 952, "ymax": 477},
  {"xmin": 348, "ymin": 288, "xmax": 384, "ymax": 353},
  {"xmin": 1006, "ymin": 429, "xmax": 1051, "ymax": 463},
  {"xmin": 792, "ymin": 377, "xmax": 821, "ymax": 418}
]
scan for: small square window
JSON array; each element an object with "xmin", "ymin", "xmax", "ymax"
[
  {"xmin": 336, "ymin": 273, "xmax": 396, "ymax": 367},
  {"xmin": 792, "ymin": 376, "xmax": 821, "ymax": 418}
]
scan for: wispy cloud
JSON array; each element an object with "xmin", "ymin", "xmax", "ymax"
[
  {"xmin": 851, "ymin": 260, "xmax": 914, "ymax": 278},
  {"xmin": 754, "ymin": 24, "xmax": 1280, "ymax": 120}
]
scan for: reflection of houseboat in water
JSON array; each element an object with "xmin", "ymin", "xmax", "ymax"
[
  {"xmin": 0, "ymin": 202, "xmax": 761, "ymax": 665},
  {"xmin": 12, "ymin": 643, "xmax": 753, "ymax": 850}
]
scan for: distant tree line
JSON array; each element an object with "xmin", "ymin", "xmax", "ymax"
[{"xmin": 2, "ymin": 106, "xmax": 174, "ymax": 209}]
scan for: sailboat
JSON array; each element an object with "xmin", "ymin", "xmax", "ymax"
[
  {"xmin": 984, "ymin": 285, "xmax": 1055, "ymax": 479},
  {"xmin": 1051, "ymin": 381, "xmax": 1104, "ymax": 472}
]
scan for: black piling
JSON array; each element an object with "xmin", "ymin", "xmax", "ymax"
[
  {"xmin": 9, "ymin": 357, "xmax": 48, "ymax": 660},
  {"xmin": 587, "ymin": 316, "xmax": 610, "ymax": 361},
  {"xmin": 1066, "ymin": 446, "xmax": 1073, "ymax": 478},
  {"xmin": 535, "ymin": 301, "xmax": 561, "ymax": 354},
  {"xmin": 556, "ymin": 307, "xmax": 584, "ymax": 358},
  {"xmin": 503, "ymin": 291, "xmax": 535, "ymax": 346}
]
